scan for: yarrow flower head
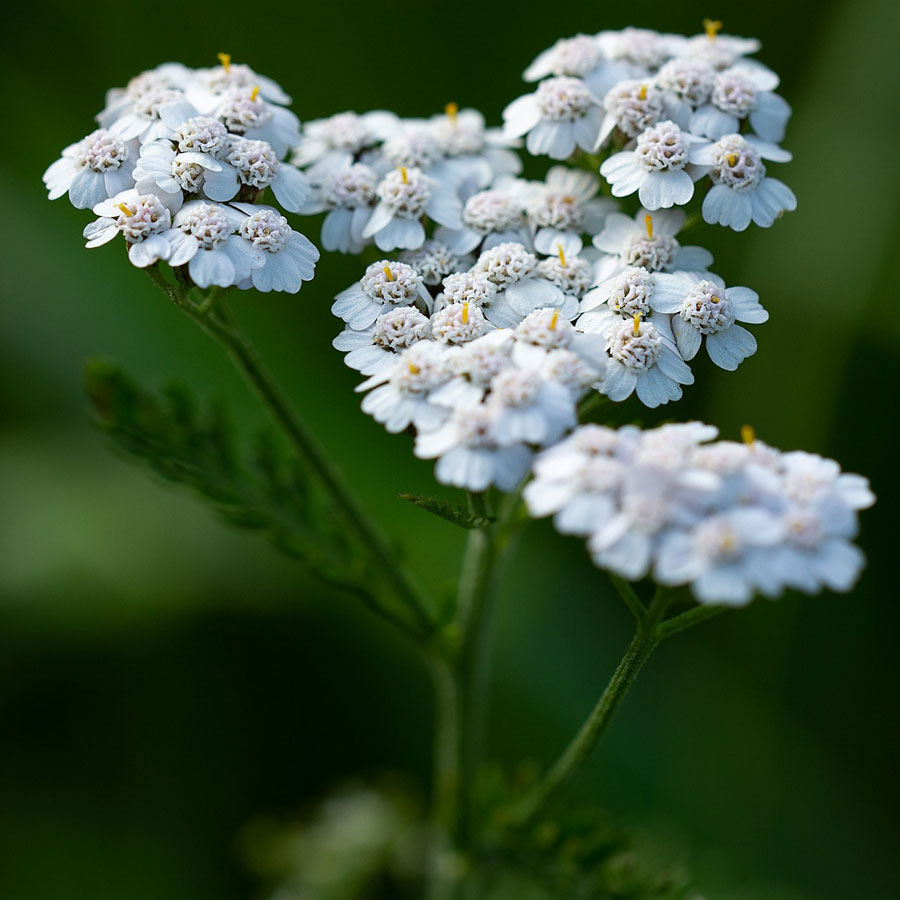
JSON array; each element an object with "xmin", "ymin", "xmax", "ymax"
[
  {"xmin": 502, "ymin": 77, "xmax": 605, "ymax": 160},
  {"xmin": 690, "ymin": 133, "xmax": 796, "ymax": 230},
  {"xmin": 527, "ymin": 423, "xmax": 874, "ymax": 602},
  {"xmin": 45, "ymin": 56, "xmax": 319, "ymax": 293}
]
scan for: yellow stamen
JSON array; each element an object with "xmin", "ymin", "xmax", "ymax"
[
  {"xmin": 116, "ymin": 203, "xmax": 134, "ymax": 216},
  {"xmin": 703, "ymin": 18, "xmax": 723, "ymax": 39},
  {"xmin": 550, "ymin": 309, "xmax": 560, "ymax": 331},
  {"xmin": 444, "ymin": 101, "xmax": 459, "ymax": 123},
  {"xmin": 633, "ymin": 313, "xmax": 641, "ymax": 336},
  {"xmin": 644, "ymin": 214, "xmax": 653, "ymax": 239},
  {"xmin": 711, "ymin": 295, "xmax": 720, "ymax": 303},
  {"xmin": 726, "ymin": 152, "xmax": 738, "ymax": 166},
  {"xmin": 383, "ymin": 265, "xmax": 394, "ymax": 281},
  {"xmin": 250, "ymin": 85, "xmax": 260, "ymax": 102},
  {"xmin": 638, "ymin": 84, "xmax": 648, "ymax": 100},
  {"xmin": 217, "ymin": 52, "xmax": 231, "ymax": 72},
  {"xmin": 741, "ymin": 424, "xmax": 756, "ymax": 446},
  {"xmin": 408, "ymin": 362, "xmax": 421, "ymax": 375},
  {"xmin": 399, "ymin": 166, "xmax": 408, "ymax": 184},
  {"xmin": 461, "ymin": 302, "xmax": 469, "ymax": 324},
  {"xmin": 556, "ymin": 242, "xmax": 566, "ymax": 268}
]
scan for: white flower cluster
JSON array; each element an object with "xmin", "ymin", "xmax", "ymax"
[
  {"xmin": 292, "ymin": 104, "xmax": 523, "ymax": 253},
  {"xmin": 526, "ymin": 423, "xmax": 875, "ymax": 605},
  {"xmin": 504, "ymin": 23, "xmax": 796, "ymax": 231},
  {"xmin": 43, "ymin": 56, "xmax": 319, "ymax": 292},
  {"xmin": 332, "ymin": 250, "xmax": 608, "ymax": 491}
]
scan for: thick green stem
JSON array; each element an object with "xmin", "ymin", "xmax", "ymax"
[
  {"xmin": 456, "ymin": 497, "xmax": 499, "ymax": 846},
  {"xmin": 425, "ymin": 490, "xmax": 524, "ymax": 898},
  {"xmin": 426, "ymin": 654, "xmax": 463, "ymax": 900},
  {"xmin": 148, "ymin": 269, "xmax": 434, "ymax": 638}
]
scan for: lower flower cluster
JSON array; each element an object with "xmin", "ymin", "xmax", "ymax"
[{"xmin": 525, "ymin": 423, "xmax": 875, "ymax": 603}]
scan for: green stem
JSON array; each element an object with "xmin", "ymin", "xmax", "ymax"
[
  {"xmin": 608, "ymin": 573, "xmax": 646, "ymax": 623},
  {"xmin": 148, "ymin": 269, "xmax": 434, "ymax": 638},
  {"xmin": 426, "ymin": 654, "xmax": 463, "ymax": 900},
  {"xmin": 456, "ymin": 493, "xmax": 509, "ymax": 846},
  {"xmin": 426, "ymin": 490, "xmax": 525, "ymax": 897},
  {"xmin": 658, "ymin": 604, "xmax": 726, "ymax": 640},
  {"xmin": 509, "ymin": 588, "xmax": 670, "ymax": 828}
]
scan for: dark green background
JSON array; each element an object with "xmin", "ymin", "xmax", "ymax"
[{"xmin": 2, "ymin": 1, "xmax": 899, "ymax": 897}]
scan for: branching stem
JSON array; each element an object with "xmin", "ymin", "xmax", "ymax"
[{"xmin": 146, "ymin": 268, "xmax": 435, "ymax": 639}]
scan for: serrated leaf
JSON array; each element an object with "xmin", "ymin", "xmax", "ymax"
[
  {"xmin": 84, "ymin": 358, "xmax": 353, "ymax": 583},
  {"xmin": 399, "ymin": 493, "xmax": 492, "ymax": 529}
]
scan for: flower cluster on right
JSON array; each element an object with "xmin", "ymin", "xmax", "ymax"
[
  {"xmin": 504, "ymin": 23, "xmax": 796, "ymax": 231},
  {"xmin": 526, "ymin": 423, "xmax": 875, "ymax": 605}
]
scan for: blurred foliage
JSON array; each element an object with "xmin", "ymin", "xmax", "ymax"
[
  {"xmin": 84, "ymin": 357, "xmax": 366, "ymax": 597},
  {"xmin": 2, "ymin": 1, "xmax": 900, "ymax": 899},
  {"xmin": 242, "ymin": 779, "xmax": 699, "ymax": 900}
]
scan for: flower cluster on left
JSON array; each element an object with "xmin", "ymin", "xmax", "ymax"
[{"xmin": 43, "ymin": 55, "xmax": 319, "ymax": 293}]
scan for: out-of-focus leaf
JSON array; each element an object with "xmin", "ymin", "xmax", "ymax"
[
  {"xmin": 84, "ymin": 358, "xmax": 364, "ymax": 592},
  {"xmin": 399, "ymin": 493, "xmax": 493, "ymax": 529}
]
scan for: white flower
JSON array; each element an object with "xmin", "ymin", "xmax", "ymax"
[
  {"xmin": 84, "ymin": 190, "xmax": 182, "ymax": 268},
  {"xmin": 300, "ymin": 163, "xmax": 378, "ymax": 254},
  {"xmin": 525, "ymin": 425, "xmax": 625, "ymax": 534},
  {"xmin": 503, "ymin": 77, "xmax": 604, "ymax": 159},
  {"xmin": 689, "ymin": 133, "xmax": 796, "ymax": 230},
  {"xmin": 600, "ymin": 120, "xmax": 704, "ymax": 209},
  {"xmin": 690, "ymin": 66, "xmax": 791, "ymax": 142},
  {"xmin": 415, "ymin": 404, "xmax": 533, "ymax": 492},
  {"xmin": 592, "ymin": 314, "xmax": 693, "ymax": 408},
  {"xmin": 381, "ymin": 127, "xmax": 444, "ymax": 172},
  {"xmin": 595, "ymin": 79, "xmax": 665, "ymax": 148},
  {"xmin": 223, "ymin": 137, "xmax": 311, "ymax": 211},
  {"xmin": 185, "ymin": 57, "xmax": 292, "ymax": 115},
  {"xmin": 434, "ymin": 187, "xmax": 528, "ymax": 255},
  {"xmin": 649, "ymin": 272, "xmax": 768, "ymax": 369},
  {"xmin": 108, "ymin": 87, "xmax": 195, "ymax": 142},
  {"xmin": 527, "ymin": 166, "xmax": 615, "ymax": 255},
  {"xmin": 134, "ymin": 139, "xmax": 236, "ymax": 209},
  {"xmin": 524, "ymin": 34, "xmax": 606, "ymax": 81},
  {"xmin": 654, "ymin": 507, "xmax": 786, "ymax": 605},
  {"xmin": 96, "ymin": 64, "xmax": 192, "ymax": 131},
  {"xmin": 171, "ymin": 200, "xmax": 263, "ymax": 288},
  {"xmin": 333, "ymin": 306, "xmax": 431, "ymax": 375},
  {"xmin": 535, "ymin": 250, "xmax": 595, "ymax": 307},
  {"xmin": 680, "ymin": 27, "xmax": 776, "ymax": 84},
  {"xmin": 231, "ymin": 203, "xmax": 319, "ymax": 293},
  {"xmin": 597, "ymin": 27, "xmax": 681, "ymax": 71},
  {"xmin": 471, "ymin": 242, "xmax": 571, "ymax": 327},
  {"xmin": 43, "ymin": 129, "xmax": 137, "ymax": 209},
  {"xmin": 400, "ymin": 240, "xmax": 466, "ymax": 286},
  {"xmin": 592, "ymin": 208, "xmax": 713, "ymax": 275},
  {"xmin": 513, "ymin": 307, "xmax": 608, "ymax": 377},
  {"xmin": 172, "ymin": 115, "xmax": 230, "ymax": 157},
  {"xmin": 431, "ymin": 301, "xmax": 490, "ymax": 345},
  {"xmin": 428, "ymin": 105, "xmax": 523, "ymax": 189},
  {"xmin": 580, "ymin": 265, "xmax": 656, "ymax": 317},
  {"xmin": 292, "ymin": 110, "xmax": 399, "ymax": 173},
  {"xmin": 428, "ymin": 331, "xmax": 515, "ymax": 410},
  {"xmin": 362, "ymin": 166, "xmax": 462, "ymax": 251},
  {"xmin": 356, "ymin": 341, "xmax": 453, "ymax": 434},
  {"xmin": 655, "ymin": 58, "xmax": 716, "ymax": 111},
  {"xmin": 488, "ymin": 366, "xmax": 576, "ymax": 446},
  {"xmin": 214, "ymin": 87, "xmax": 300, "ymax": 157},
  {"xmin": 332, "ymin": 260, "xmax": 432, "ymax": 329}
]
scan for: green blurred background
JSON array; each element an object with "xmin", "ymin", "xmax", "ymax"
[{"xmin": 2, "ymin": 1, "xmax": 899, "ymax": 897}]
